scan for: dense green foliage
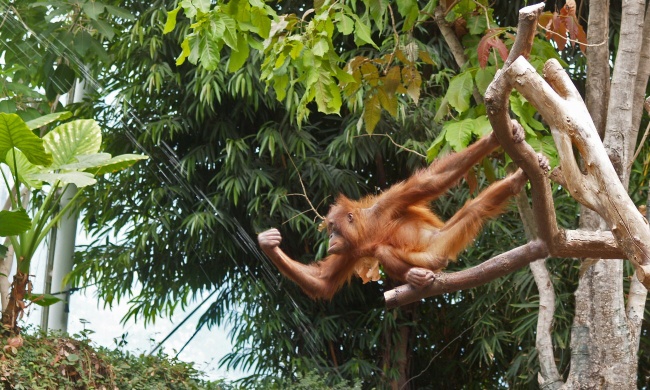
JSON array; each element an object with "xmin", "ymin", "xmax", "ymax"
[{"xmin": 2, "ymin": 0, "xmax": 649, "ymax": 389}]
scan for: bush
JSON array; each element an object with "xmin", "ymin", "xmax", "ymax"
[{"xmin": 0, "ymin": 328, "xmax": 223, "ymax": 389}]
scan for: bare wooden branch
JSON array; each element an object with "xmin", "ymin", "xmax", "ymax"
[
  {"xmin": 530, "ymin": 260, "xmax": 562, "ymax": 390},
  {"xmin": 433, "ymin": 6, "xmax": 469, "ymax": 69},
  {"xmin": 485, "ymin": 74, "xmax": 559, "ymax": 245},
  {"xmin": 504, "ymin": 3, "xmax": 545, "ymax": 67},
  {"xmin": 514, "ymin": 191, "xmax": 562, "ymax": 388},
  {"xmin": 384, "ymin": 241, "xmax": 548, "ymax": 309},
  {"xmin": 433, "ymin": 6, "xmax": 483, "ymax": 104},
  {"xmin": 385, "ymin": 1, "xmax": 620, "ymax": 308},
  {"xmin": 503, "ymin": 57, "xmax": 650, "ymax": 285},
  {"xmin": 553, "ymin": 229, "xmax": 624, "ymax": 259}
]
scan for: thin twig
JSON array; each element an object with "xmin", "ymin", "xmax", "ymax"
[
  {"xmin": 354, "ymin": 133, "xmax": 426, "ymax": 158},
  {"xmin": 282, "ymin": 196, "xmax": 330, "ymax": 225},
  {"xmin": 279, "ymin": 137, "xmax": 325, "ymax": 221},
  {"xmin": 384, "ymin": 4, "xmax": 400, "ymax": 72}
]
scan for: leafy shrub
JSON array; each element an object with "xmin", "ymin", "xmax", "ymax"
[{"xmin": 0, "ymin": 328, "xmax": 223, "ymax": 389}]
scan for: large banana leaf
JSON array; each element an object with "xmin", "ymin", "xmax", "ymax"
[
  {"xmin": 0, "ymin": 113, "xmax": 52, "ymax": 166},
  {"xmin": 6, "ymin": 149, "xmax": 44, "ymax": 189},
  {"xmin": 83, "ymin": 154, "xmax": 148, "ymax": 175},
  {"xmin": 29, "ymin": 172, "xmax": 97, "ymax": 187},
  {"xmin": 0, "ymin": 209, "xmax": 31, "ymax": 236},
  {"xmin": 25, "ymin": 111, "xmax": 72, "ymax": 131},
  {"xmin": 58, "ymin": 152, "xmax": 149, "ymax": 175},
  {"xmin": 43, "ymin": 119, "xmax": 102, "ymax": 168}
]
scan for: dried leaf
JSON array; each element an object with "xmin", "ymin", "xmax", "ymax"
[
  {"xmin": 402, "ymin": 65, "xmax": 421, "ymax": 104},
  {"xmin": 363, "ymin": 93, "xmax": 382, "ymax": 133},
  {"xmin": 383, "ymin": 66, "xmax": 402, "ymax": 94},
  {"xmin": 477, "ymin": 32, "xmax": 509, "ymax": 68},
  {"xmin": 355, "ymin": 257, "xmax": 381, "ymax": 283}
]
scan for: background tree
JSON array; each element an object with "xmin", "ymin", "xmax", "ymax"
[{"xmin": 0, "ymin": 1, "xmax": 143, "ymax": 333}]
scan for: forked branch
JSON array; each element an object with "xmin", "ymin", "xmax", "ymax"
[{"xmin": 385, "ymin": 1, "xmax": 648, "ymax": 307}]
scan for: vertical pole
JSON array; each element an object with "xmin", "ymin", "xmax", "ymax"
[
  {"xmin": 40, "ymin": 78, "xmax": 85, "ymax": 332},
  {"xmin": 42, "ymin": 185, "xmax": 78, "ymax": 332}
]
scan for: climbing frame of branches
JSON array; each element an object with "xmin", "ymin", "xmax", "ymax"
[{"xmin": 385, "ymin": 3, "xmax": 650, "ymax": 309}]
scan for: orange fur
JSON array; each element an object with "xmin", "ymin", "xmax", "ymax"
[{"xmin": 258, "ymin": 133, "xmax": 529, "ymax": 299}]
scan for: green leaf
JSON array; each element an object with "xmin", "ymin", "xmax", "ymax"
[
  {"xmin": 0, "ymin": 100, "xmax": 16, "ymax": 113},
  {"xmin": 353, "ymin": 18, "xmax": 379, "ymax": 49},
  {"xmin": 313, "ymin": 69, "xmax": 341, "ymax": 114},
  {"xmin": 180, "ymin": 0, "xmax": 197, "ymax": 18},
  {"xmin": 0, "ymin": 245, "xmax": 7, "ymax": 257},
  {"xmin": 228, "ymin": 34, "xmax": 250, "ymax": 72},
  {"xmin": 61, "ymin": 152, "xmax": 147, "ymax": 177},
  {"xmin": 474, "ymin": 66, "xmax": 496, "ymax": 95},
  {"xmin": 25, "ymin": 293, "xmax": 63, "ymax": 307},
  {"xmin": 90, "ymin": 19, "xmax": 115, "ymax": 40},
  {"xmin": 396, "ymin": 0, "xmax": 418, "ymax": 31},
  {"xmin": 467, "ymin": 15, "xmax": 488, "ymax": 35},
  {"xmin": 446, "ymin": 71, "xmax": 474, "ymax": 113},
  {"xmin": 220, "ymin": 13, "xmax": 239, "ymax": 50},
  {"xmin": 272, "ymin": 74, "xmax": 289, "ymax": 101},
  {"xmin": 444, "ymin": 118, "xmax": 475, "ymax": 151},
  {"xmin": 510, "ymin": 93, "xmax": 545, "ymax": 136},
  {"xmin": 526, "ymin": 135, "xmax": 558, "ymax": 167},
  {"xmin": 193, "ymin": 0, "xmax": 211, "ymax": 13},
  {"xmin": 43, "ymin": 119, "xmax": 102, "ymax": 168},
  {"xmin": 0, "ymin": 113, "xmax": 52, "ymax": 166},
  {"xmin": 30, "ymin": 172, "xmax": 97, "ymax": 187},
  {"xmin": 427, "ymin": 128, "xmax": 447, "ymax": 161},
  {"xmin": 104, "ymin": 4, "xmax": 135, "ymax": 20},
  {"xmin": 176, "ymin": 39, "xmax": 191, "ymax": 66},
  {"xmin": 6, "ymin": 149, "xmax": 44, "ymax": 189},
  {"xmin": 59, "ymin": 153, "xmax": 111, "ymax": 170},
  {"xmin": 335, "ymin": 13, "xmax": 354, "ymax": 35},
  {"xmin": 250, "ymin": 7, "xmax": 271, "ymax": 38},
  {"xmin": 48, "ymin": 63, "xmax": 76, "ymax": 96},
  {"xmin": 312, "ymin": 38, "xmax": 329, "ymax": 57},
  {"xmin": 163, "ymin": 6, "xmax": 181, "ymax": 34},
  {"xmin": 83, "ymin": 154, "xmax": 148, "ymax": 175},
  {"xmin": 25, "ymin": 112, "xmax": 72, "ymax": 131},
  {"xmin": 199, "ymin": 32, "xmax": 221, "ymax": 71},
  {"xmin": 82, "ymin": 1, "xmax": 105, "ymax": 20},
  {"xmin": 0, "ymin": 209, "xmax": 32, "ymax": 236},
  {"xmin": 472, "ymin": 115, "xmax": 493, "ymax": 137}
]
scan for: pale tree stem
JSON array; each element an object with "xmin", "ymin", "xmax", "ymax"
[
  {"xmin": 0, "ymin": 238, "xmax": 12, "ymax": 312},
  {"xmin": 624, "ymin": 2, "xmax": 650, "ymax": 354},
  {"xmin": 515, "ymin": 190, "xmax": 562, "ymax": 389},
  {"xmin": 626, "ymin": 194, "xmax": 650, "ymax": 345},
  {"xmin": 630, "ymin": 4, "xmax": 650, "ymax": 150},
  {"xmin": 585, "ymin": 0, "xmax": 611, "ymax": 137}
]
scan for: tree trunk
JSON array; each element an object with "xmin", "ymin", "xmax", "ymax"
[
  {"xmin": 2, "ymin": 271, "xmax": 29, "ymax": 334},
  {"xmin": 565, "ymin": 0, "xmax": 648, "ymax": 387}
]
